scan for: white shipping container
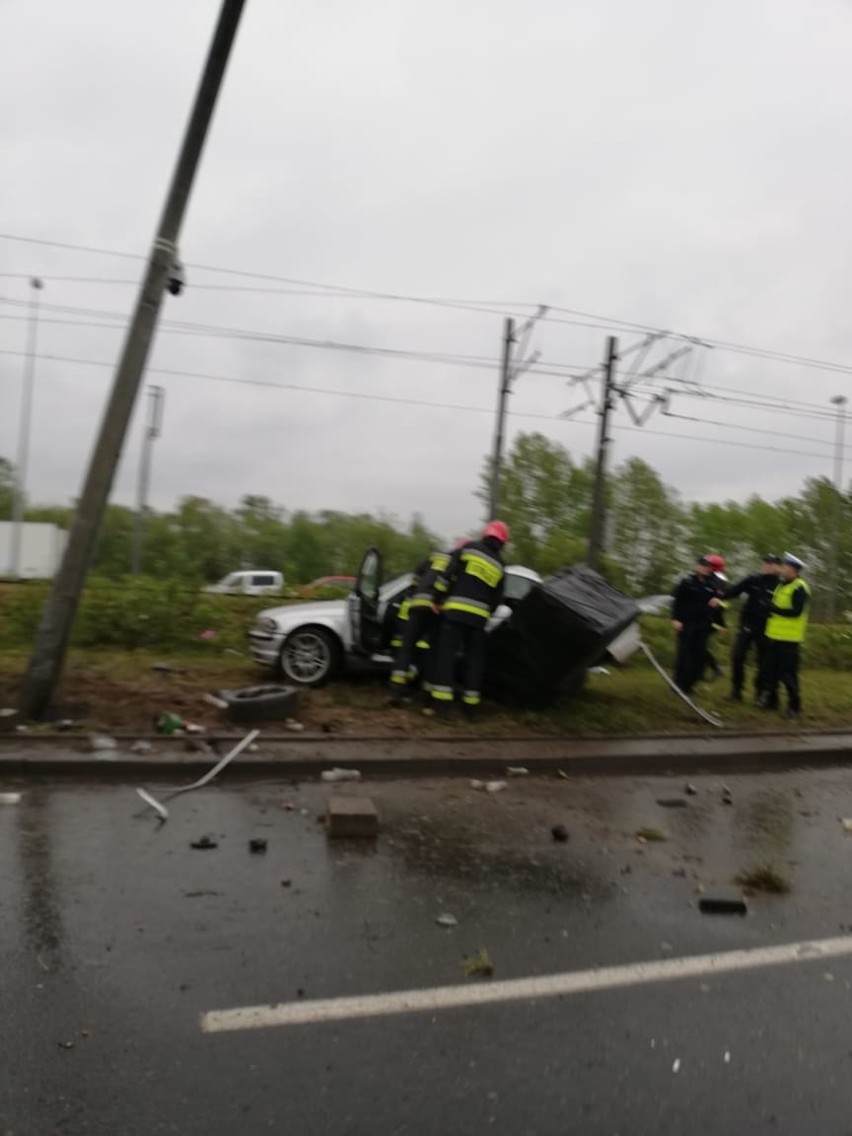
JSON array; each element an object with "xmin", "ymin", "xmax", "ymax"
[{"xmin": 0, "ymin": 522, "xmax": 67, "ymax": 579}]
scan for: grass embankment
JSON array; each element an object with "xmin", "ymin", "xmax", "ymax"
[{"xmin": 0, "ymin": 640, "xmax": 848, "ymax": 735}]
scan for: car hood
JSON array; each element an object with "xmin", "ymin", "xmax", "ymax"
[{"xmin": 259, "ymin": 599, "xmax": 346, "ymax": 626}]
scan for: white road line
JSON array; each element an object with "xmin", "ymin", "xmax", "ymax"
[{"xmin": 200, "ymin": 934, "xmax": 852, "ymax": 1034}]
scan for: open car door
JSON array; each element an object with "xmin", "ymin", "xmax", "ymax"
[{"xmin": 348, "ymin": 546, "xmax": 384, "ymax": 655}]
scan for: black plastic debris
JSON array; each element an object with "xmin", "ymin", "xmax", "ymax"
[
  {"xmin": 551, "ymin": 824, "xmax": 570, "ymax": 842},
  {"xmin": 190, "ymin": 836, "xmax": 218, "ymax": 851},
  {"xmin": 249, "ymin": 838, "xmax": 268, "ymax": 854},
  {"xmin": 485, "ymin": 564, "xmax": 640, "ymax": 707},
  {"xmin": 699, "ymin": 892, "xmax": 748, "ymax": 916}
]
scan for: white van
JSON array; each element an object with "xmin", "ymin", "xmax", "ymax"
[{"xmin": 205, "ymin": 570, "xmax": 284, "ymax": 596}]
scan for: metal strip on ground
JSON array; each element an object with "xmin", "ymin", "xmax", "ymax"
[
  {"xmin": 200, "ymin": 934, "xmax": 852, "ymax": 1033},
  {"xmin": 135, "ymin": 728, "xmax": 260, "ymax": 819},
  {"xmin": 639, "ymin": 640, "xmax": 723, "ymax": 728}
]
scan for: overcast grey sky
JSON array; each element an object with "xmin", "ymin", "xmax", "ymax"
[{"xmin": 2, "ymin": 0, "xmax": 852, "ymax": 540}]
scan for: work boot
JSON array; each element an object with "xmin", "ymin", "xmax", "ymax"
[{"xmin": 783, "ymin": 708, "xmax": 801, "ymax": 721}]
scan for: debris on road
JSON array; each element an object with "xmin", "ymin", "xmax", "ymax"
[
  {"xmin": 656, "ymin": 797, "xmax": 688, "ymax": 808},
  {"xmin": 735, "ymin": 863, "xmax": 791, "ymax": 894},
  {"xmin": 551, "ymin": 824, "xmax": 570, "ymax": 842},
  {"xmin": 281, "ymin": 878, "xmax": 292, "ymax": 888},
  {"xmin": 151, "ymin": 662, "xmax": 184, "ymax": 675},
  {"xmin": 248, "ymin": 838, "xmax": 268, "ymax": 854},
  {"xmin": 722, "ymin": 785, "xmax": 734, "ymax": 805},
  {"xmin": 724, "ymin": 1051, "xmax": 731, "ymax": 1064},
  {"xmin": 325, "ymin": 795, "xmax": 378, "ymax": 838},
  {"xmin": 321, "ymin": 768, "xmax": 361, "ymax": 783},
  {"xmin": 485, "ymin": 780, "xmax": 507, "ymax": 794},
  {"xmin": 136, "ymin": 789, "xmax": 168, "ymax": 822},
  {"xmin": 285, "ymin": 719, "xmax": 305, "ymax": 732},
  {"xmin": 58, "ymin": 1040, "xmax": 75, "ymax": 1051},
  {"xmin": 0, "ymin": 792, "xmax": 22, "ymax": 805},
  {"xmin": 435, "ymin": 913, "xmax": 459, "ymax": 927},
  {"xmin": 463, "ymin": 948, "xmax": 495, "ymax": 979},
  {"xmin": 672, "ymin": 1059, "xmax": 681, "ymax": 1074},
  {"xmin": 841, "ymin": 818, "xmax": 852, "ymax": 833},
  {"xmin": 130, "ymin": 740, "xmax": 153, "ymax": 755},
  {"xmin": 685, "ymin": 783, "xmax": 698, "ymax": 795},
  {"xmin": 506, "ymin": 766, "xmax": 529, "ymax": 776},
  {"xmin": 190, "ymin": 836, "xmax": 218, "ymax": 850},
  {"xmin": 699, "ymin": 891, "xmax": 748, "ymax": 916},
  {"xmin": 135, "ymin": 728, "xmax": 260, "ymax": 820},
  {"xmin": 88, "ymin": 733, "xmax": 118, "ymax": 753},
  {"xmin": 636, "ymin": 827, "xmax": 667, "ymax": 843}
]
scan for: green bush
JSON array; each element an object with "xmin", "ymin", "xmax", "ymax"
[{"xmin": 0, "ymin": 577, "xmax": 301, "ymax": 654}]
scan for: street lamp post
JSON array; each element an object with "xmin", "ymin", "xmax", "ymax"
[
  {"xmin": 9, "ymin": 277, "xmax": 44, "ymax": 578},
  {"xmin": 830, "ymin": 394, "xmax": 847, "ymax": 621}
]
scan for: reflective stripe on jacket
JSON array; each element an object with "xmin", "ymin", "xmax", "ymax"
[
  {"xmin": 433, "ymin": 539, "xmax": 505, "ymax": 625},
  {"xmin": 766, "ymin": 578, "xmax": 811, "ymax": 643}
]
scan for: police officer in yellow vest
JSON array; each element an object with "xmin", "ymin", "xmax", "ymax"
[{"xmin": 759, "ymin": 552, "xmax": 810, "ymax": 720}]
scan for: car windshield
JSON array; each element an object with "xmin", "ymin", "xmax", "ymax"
[{"xmin": 218, "ymin": 573, "xmax": 241, "ymax": 587}]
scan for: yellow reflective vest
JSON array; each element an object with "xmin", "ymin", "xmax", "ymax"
[{"xmin": 765, "ymin": 578, "xmax": 811, "ymax": 643}]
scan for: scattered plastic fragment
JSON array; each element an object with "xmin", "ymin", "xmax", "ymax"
[
  {"xmin": 469, "ymin": 779, "xmax": 484, "ymax": 790},
  {"xmin": 841, "ymin": 818, "xmax": 852, "ymax": 833},
  {"xmin": 285, "ymin": 719, "xmax": 305, "ymax": 733},
  {"xmin": 506, "ymin": 766, "xmax": 529, "ymax": 776},
  {"xmin": 722, "ymin": 786, "xmax": 734, "ymax": 806},
  {"xmin": 155, "ymin": 713, "xmax": 185, "ymax": 736},
  {"xmin": 58, "ymin": 1040, "xmax": 75, "ymax": 1051},
  {"xmin": 190, "ymin": 836, "xmax": 218, "ymax": 850},
  {"xmin": 89, "ymin": 733, "xmax": 117, "ymax": 752},
  {"xmin": 672, "ymin": 1059, "xmax": 681, "ymax": 1074},
  {"xmin": 588, "ymin": 666, "xmax": 610, "ymax": 675},
  {"xmin": 321, "ymin": 768, "xmax": 361, "ymax": 783},
  {"xmin": 699, "ymin": 892, "xmax": 748, "ymax": 916},
  {"xmin": 281, "ymin": 879, "xmax": 292, "ymax": 888},
  {"xmin": 249, "ymin": 838, "xmax": 268, "ymax": 854},
  {"xmin": 136, "ymin": 789, "xmax": 168, "ymax": 821},
  {"xmin": 135, "ymin": 729, "xmax": 260, "ymax": 820},
  {"xmin": 463, "ymin": 948, "xmax": 494, "ymax": 978},
  {"xmin": 130, "ymin": 740, "xmax": 153, "ymax": 755},
  {"xmin": 485, "ymin": 781, "xmax": 507, "ymax": 793},
  {"xmin": 551, "ymin": 824, "xmax": 569, "ymax": 843},
  {"xmin": 435, "ymin": 913, "xmax": 458, "ymax": 927},
  {"xmin": 685, "ymin": 783, "xmax": 698, "ymax": 796},
  {"xmin": 724, "ymin": 1051, "xmax": 731, "ymax": 1064},
  {"xmin": 203, "ymin": 693, "xmax": 229, "ymax": 710},
  {"xmin": 0, "ymin": 792, "xmax": 22, "ymax": 805}
]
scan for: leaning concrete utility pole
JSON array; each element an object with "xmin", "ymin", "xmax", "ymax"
[
  {"xmin": 19, "ymin": 0, "xmax": 247, "ymax": 719},
  {"xmin": 488, "ymin": 317, "xmax": 516, "ymax": 518}
]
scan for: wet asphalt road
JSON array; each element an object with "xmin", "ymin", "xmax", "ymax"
[{"xmin": 4, "ymin": 766, "xmax": 852, "ymax": 1135}]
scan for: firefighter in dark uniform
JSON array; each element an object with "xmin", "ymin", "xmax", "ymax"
[
  {"xmin": 759, "ymin": 553, "xmax": 810, "ymax": 720},
  {"xmin": 712, "ymin": 554, "xmax": 781, "ymax": 702},
  {"xmin": 671, "ymin": 555, "xmax": 720, "ymax": 695},
  {"xmin": 427, "ymin": 521, "xmax": 509, "ymax": 715},
  {"xmin": 388, "ymin": 547, "xmax": 453, "ymax": 705}
]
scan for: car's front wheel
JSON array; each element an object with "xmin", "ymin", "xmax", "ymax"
[{"xmin": 278, "ymin": 627, "xmax": 341, "ymax": 687}]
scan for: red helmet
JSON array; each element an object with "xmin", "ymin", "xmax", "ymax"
[
  {"xmin": 706, "ymin": 554, "xmax": 726, "ymax": 572},
  {"xmin": 483, "ymin": 520, "xmax": 510, "ymax": 544}
]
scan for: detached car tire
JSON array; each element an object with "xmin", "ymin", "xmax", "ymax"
[
  {"xmin": 218, "ymin": 685, "xmax": 302, "ymax": 723},
  {"xmin": 278, "ymin": 627, "xmax": 341, "ymax": 687}
]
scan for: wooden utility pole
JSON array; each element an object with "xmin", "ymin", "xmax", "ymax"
[
  {"xmin": 19, "ymin": 0, "xmax": 247, "ymax": 719},
  {"xmin": 586, "ymin": 336, "xmax": 619, "ymax": 571}
]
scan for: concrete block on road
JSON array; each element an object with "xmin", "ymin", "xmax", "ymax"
[{"xmin": 325, "ymin": 795, "xmax": 379, "ymax": 839}]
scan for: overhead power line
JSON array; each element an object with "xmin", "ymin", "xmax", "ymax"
[
  {"xmin": 0, "ymin": 346, "xmax": 845, "ymax": 464},
  {"xmin": 6, "ymin": 230, "xmax": 852, "ymax": 377}
]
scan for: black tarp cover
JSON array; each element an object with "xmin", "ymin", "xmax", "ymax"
[{"xmin": 484, "ymin": 564, "xmax": 640, "ymax": 707}]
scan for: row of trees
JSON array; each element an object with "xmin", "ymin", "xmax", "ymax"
[
  {"xmin": 487, "ymin": 433, "xmax": 849, "ymax": 608},
  {"xmin": 2, "ymin": 441, "xmax": 849, "ymax": 610}
]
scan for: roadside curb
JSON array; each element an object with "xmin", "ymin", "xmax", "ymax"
[{"xmin": 1, "ymin": 730, "xmax": 851, "ymax": 779}]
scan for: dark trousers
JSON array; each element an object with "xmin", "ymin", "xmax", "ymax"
[
  {"xmin": 764, "ymin": 641, "xmax": 801, "ymax": 713},
  {"xmin": 390, "ymin": 607, "xmax": 437, "ymax": 689},
  {"xmin": 674, "ymin": 626, "xmax": 710, "ymax": 694},
  {"xmin": 431, "ymin": 617, "xmax": 487, "ymax": 708},
  {"xmin": 731, "ymin": 626, "xmax": 768, "ymax": 697}
]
